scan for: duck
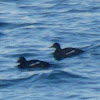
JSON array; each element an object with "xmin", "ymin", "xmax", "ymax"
[
  {"xmin": 17, "ymin": 57, "xmax": 50, "ymax": 69},
  {"xmin": 50, "ymin": 43, "xmax": 84, "ymax": 60}
]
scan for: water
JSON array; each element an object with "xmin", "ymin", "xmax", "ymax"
[{"xmin": 0, "ymin": 0, "xmax": 100, "ymax": 99}]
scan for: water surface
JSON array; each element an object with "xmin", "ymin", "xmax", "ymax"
[{"xmin": 0, "ymin": 0, "xmax": 100, "ymax": 100}]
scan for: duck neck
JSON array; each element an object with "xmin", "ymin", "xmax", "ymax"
[
  {"xmin": 20, "ymin": 60, "xmax": 27, "ymax": 66},
  {"xmin": 56, "ymin": 45, "xmax": 61, "ymax": 51}
]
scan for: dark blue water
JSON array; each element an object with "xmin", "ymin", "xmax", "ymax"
[{"xmin": 0, "ymin": 0, "xmax": 100, "ymax": 99}]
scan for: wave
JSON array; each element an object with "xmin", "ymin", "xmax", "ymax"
[
  {"xmin": 16, "ymin": 23, "xmax": 35, "ymax": 28},
  {"xmin": 0, "ymin": 73, "xmax": 38, "ymax": 88},
  {"xmin": 0, "ymin": 69, "xmax": 89, "ymax": 89},
  {"xmin": 67, "ymin": 9, "xmax": 99, "ymax": 13},
  {"xmin": 0, "ymin": 32, "xmax": 5, "ymax": 36},
  {"xmin": 11, "ymin": 53, "xmax": 36, "ymax": 57},
  {"xmin": 0, "ymin": 22, "xmax": 17, "ymax": 29},
  {"xmin": 3, "ymin": 53, "xmax": 37, "ymax": 58},
  {"xmin": 45, "ymin": 70, "xmax": 88, "ymax": 80},
  {"xmin": 91, "ymin": 7, "xmax": 100, "ymax": 10},
  {"xmin": 0, "ymin": 22, "xmax": 11, "ymax": 27}
]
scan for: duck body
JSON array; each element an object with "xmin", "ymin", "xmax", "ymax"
[
  {"xmin": 17, "ymin": 57, "xmax": 50, "ymax": 69},
  {"xmin": 50, "ymin": 43, "xmax": 84, "ymax": 60}
]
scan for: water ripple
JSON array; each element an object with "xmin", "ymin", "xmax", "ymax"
[
  {"xmin": 0, "ymin": 32, "xmax": 5, "ymax": 36},
  {"xmin": 0, "ymin": 0, "xmax": 100, "ymax": 99},
  {"xmin": 45, "ymin": 70, "xmax": 88, "ymax": 80}
]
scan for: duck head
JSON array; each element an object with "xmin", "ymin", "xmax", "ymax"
[
  {"xmin": 50, "ymin": 43, "xmax": 61, "ymax": 50},
  {"xmin": 17, "ymin": 57, "xmax": 26, "ymax": 64}
]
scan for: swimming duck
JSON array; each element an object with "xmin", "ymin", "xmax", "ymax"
[
  {"xmin": 17, "ymin": 57, "xmax": 50, "ymax": 69},
  {"xmin": 50, "ymin": 43, "xmax": 84, "ymax": 60}
]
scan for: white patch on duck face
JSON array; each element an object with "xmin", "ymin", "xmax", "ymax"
[
  {"xmin": 30, "ymin": 62, "xmax": 40, "ymax": 66},
  {"xmin": 66, "ymin": 50, "xmax": 75, "ymax": 55}
]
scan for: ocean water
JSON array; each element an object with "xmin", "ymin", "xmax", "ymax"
[{"xmin": 0, "ymin": 0, "xmax": 100, "ymax": 99}]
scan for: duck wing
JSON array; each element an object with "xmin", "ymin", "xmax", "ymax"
[
  {"xmin": 28, "ymin": 60, "xmax": 40, "ymax": 64},
  {"xmin": 63, "ymin": 47, "xmax": 84, "ymax": 55},
  {"xmin": 30, "ymin": 61, "xmax": 50, "ymax": 68},
  {"xmin": 63, "ymin": 48, "xmax": 76, "ymax": 54}
]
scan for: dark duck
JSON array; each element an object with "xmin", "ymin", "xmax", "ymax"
[
  {"xmin": 50, "ymin": 43, "xmax": 84, "ymax": 60},
  {"xmin": 17, "ymin": 57, "xmax": 50, "ymax": 69}
]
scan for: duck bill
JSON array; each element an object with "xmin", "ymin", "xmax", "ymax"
[
  {"xmin": 49, "ymin": 45, "xmax": 54, "ymax": 48},
  {"xmin": 17, "ymin": 59, "xmax": 20, "ymax": 63},
  {"xmin": 17, "ymin": 60, "xmax": 19, "ymax": 63}
]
